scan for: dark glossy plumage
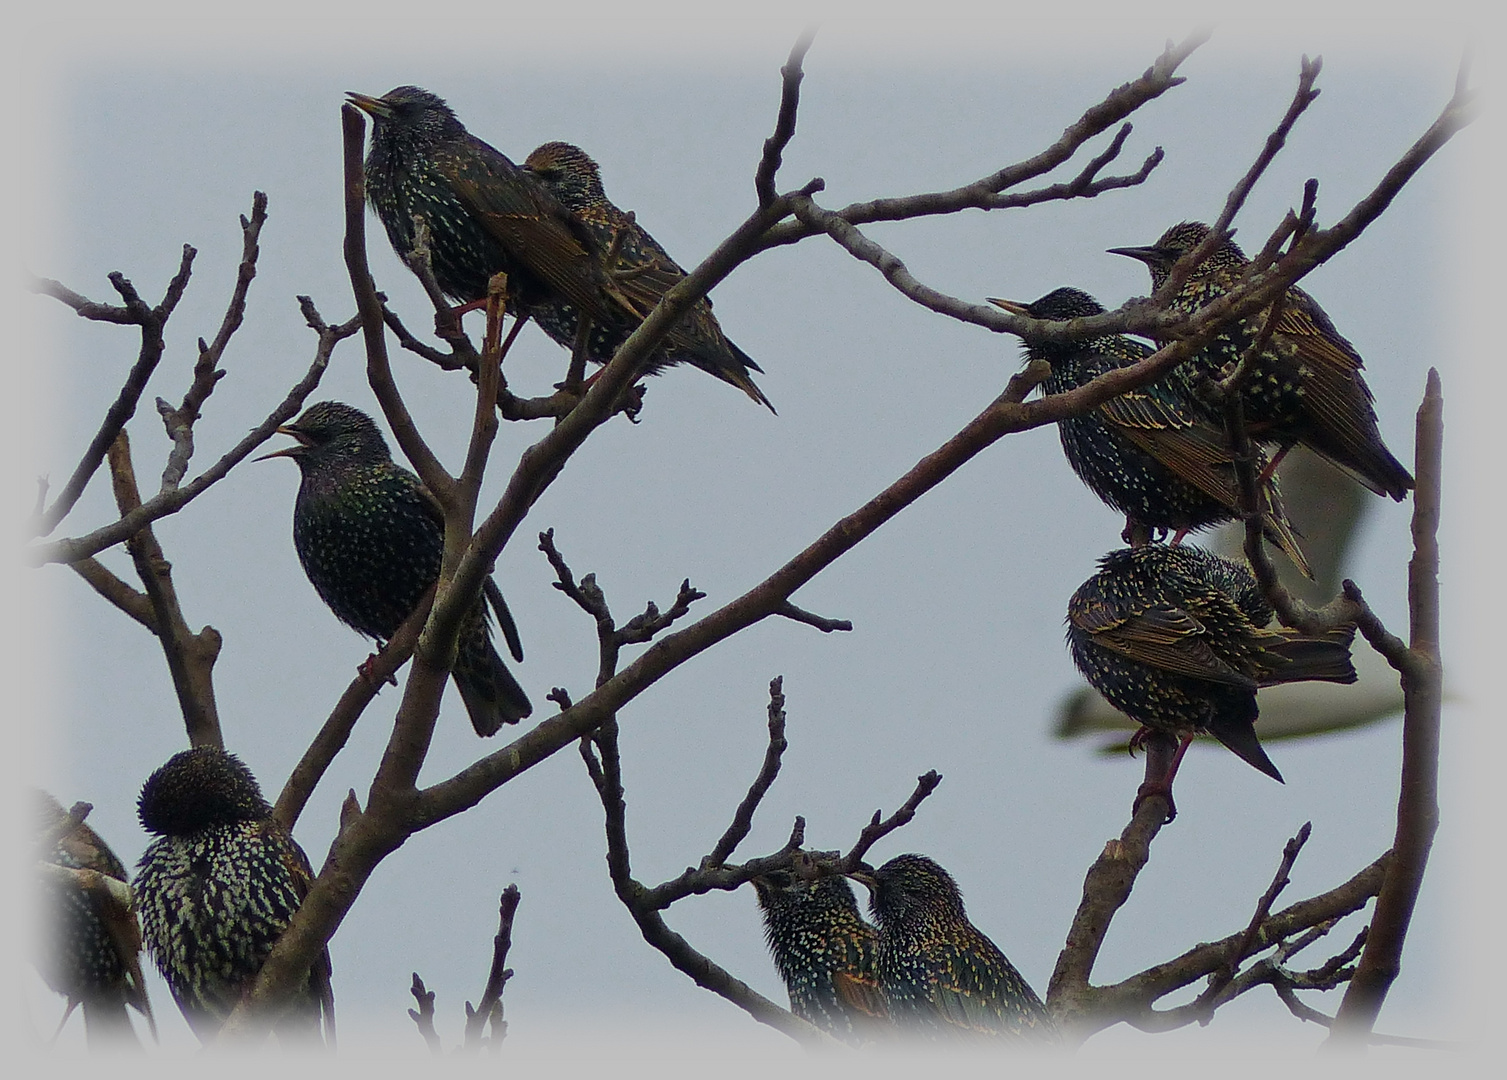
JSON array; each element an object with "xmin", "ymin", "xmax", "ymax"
[
  {"xmin": 752, "ymin": 869, "xmax": 887, "ymax": 1042},
  {"xmin": 855, "ymin": 854, "xmax": 1056, "ymax": 1042},
  {"xmin": 33, "ymin": 790, "xmax": 155, "ymax": 1043},
  {"xmin": 1067, "ymin": 544, "xmax": 1357, "ymax": 782},
  {"xmin": 267, "ymin": 401, "xmax": 529, "ymax": 735},
  {"xmin": 523, "ymin": 141, "xmax": 773, "ymax": 410},
  {"xmin": 134, "ymin": 749, "xmax": 334, "ymax": 1044},
  {"xmin": 1110, "ymin": 221, "xmax": 1413, "ymax": 500},
  {"xmin": 350, "ymin": 86, "xmax": 638, "ymax": 333},
  {"xmin": 991, "ymin": 287, "xmax": 1309, "ymax": 575}
]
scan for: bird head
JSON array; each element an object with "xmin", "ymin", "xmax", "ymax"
[
  {"xmin": 523, "ymin": 142, "xmax": 608, "ymax": 211},
  {"xmin": 137, "ymin": 748, "xmax": 272, "ymax": 837},
  {"xmin": 346, "ymin": 86, "xmax": 464, "ymax": 142},
  {"xmin": 257, "ymin": 400, "xmax": 391, "ymax": 470},
  {"xmin": 858, "ymin": 854, "xmax": 967, "ymax": 928}
]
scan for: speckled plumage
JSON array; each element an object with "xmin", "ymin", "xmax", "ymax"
[
  {"xmin": 350, "ymin": 86, "xmax": 638, "ymax": 337},
  {"xmin": 1067, "ymin": 544, "xmax": 1357, "ymax": 782},
  {"xmin": 269, "ymin": 401, "xmax": 530, "ymax": 736},
  {"xmin": 1110, "ymin": 221, "xmax": 1413, "ymax": 500},
  {"xmin": 856, "ymin": 854, "xmax": 1056, "ymax": 1042},
  {"xmin": 33, "ymin": 790, "xmax": 155, "ymax": 1042},
  {"xmin": 752, "ymin": 870, "xmax": 887, "ymax": 1041},
  {"xmin": 133, "ymin": 749, "xmax": 334, "ymax": 1044},
  {"xmin": 992, "ymin": 287, "xmax": 1309, "ymax": 574},
  {"xmin": 523, "ymin": 141, "xmax": 773, "ymax": 410}
]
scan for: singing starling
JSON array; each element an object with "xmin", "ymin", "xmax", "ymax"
[
  {"xmin": 33, "ymin": 790, "xmax": 155, "ymax": 1044},
  {"xmin": 1109, "ymin": 221, "xmax": 1413, "ymax": 500},
  {"xmin": 851, "ymin": 854, "xmax": 1056, "ymax": 1042},
  {"xmin": 264, "ymin": 401, "xmax": 530, "ymax": 736},
  {"xmin": 134, "ymin": 748, "xmax": 335, "ymax": 1044},
  {"xmin": 1067, "ymin": 544, "xmax": 1357, "ymax": 812},
  {"xmin": 523, "ymin": 141, "xmax": 774, "ymax": 410},
  {"xmin": 350, "ymin": 86, "xmax": 638, "ymax": 335},
  {"xmin": 989, "ymin": 287, "xmax": 1310, "ymax": 575},
  {"xmin": 752, "ymin": 868, "xmax": 887, "ymax": 1042}
]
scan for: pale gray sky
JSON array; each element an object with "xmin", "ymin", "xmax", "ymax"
[{"xmin": 13, "ymin": 7, "xmax": 1493, "ymax": 1062}]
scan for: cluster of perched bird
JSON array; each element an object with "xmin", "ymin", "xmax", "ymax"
[{"xmin": 34, "ymin": 84, "xmax": 1412, "ymax": 1049}]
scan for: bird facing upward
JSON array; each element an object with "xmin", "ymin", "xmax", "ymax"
[
  {"xmin": 1109, "ymin": 221, "xmax": 1413, "ymax": 501},
  {"xmin": 751, "ymin": 868, "xmax": 887, "ymax": 1042},
  {"xmin": 851, "ymin": 854, "xmax": 1057, "ymax": 1043},
  {"xmin": 990, "ymin": 286, "xmax": 1310, "ymax": 576},
  {"xmin": 263, "ymin": 400, "xmax": 530, "ymax": 735},
  {"xmin": 523, "ymin": 140, "xmax": 774, "ymax": 410},
  {"xmin": 133, "ymin": 748, "xmax": 335, "ymax": 1045}
]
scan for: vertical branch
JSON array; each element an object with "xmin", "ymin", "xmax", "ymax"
[{"xmin": 1328, "ymin": 370, "xmax": 1444, "ymax": 1041}]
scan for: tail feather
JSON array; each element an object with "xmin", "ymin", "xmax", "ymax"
[
  {"xmin": 454, "ymin": 627, "xmax": 532, "ymax": 737},
  {"xmin": 1259, "ymin": 628, "xmax": 1358, "ymax": 686},
  {"xmin": 1204, "ymin": 715, "xmax": 1284, "ymax": 783}
]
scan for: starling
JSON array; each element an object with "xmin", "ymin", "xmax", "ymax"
[
  {"xmin": 133, "ymin": 748, "xmax": 335, "ymax": 1044},
  {"xmin": 264, "ymin": 401, "xmax": 530, "ymax": 735},
  {"xmin": 350, "ymin": 86, "xmax": 638, "ymax": 336},
  {"xmin": 1109, "ymin": 221, "xmax": 1413, "ymax": 500},
  {"xmin": 33, "ymin": 790, "xmax": 155, "ymax": 1045},
  {"xmin": 851, "ymin": 854, "xmax": 1057, "ymax": 1043},
  {"xmin": 523, "ymin": 141, "xmax": 774, "ymax": 410},
  {"xmin": 1067, "ymin": 544, "xmax": 1357, "ymax": 814},
  {"xmin": 989, "ymin": 287, "xmax": 1310, "ymax": 575},
  {"xmin": 751, "ymin": 868, "xmax": 887, "ymax": 1042}
]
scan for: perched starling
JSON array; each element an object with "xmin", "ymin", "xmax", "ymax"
[
  {"xmin": 33, "ymin": 790, "xmax": 155, "ymax": 1045},
  {"xmin": 350, "ymin": 86, "xmax": 637, "ymax": 334},
  {"xmin": 523, "ymin": 141, "xmax": 774, "ymax": 410},
  {"xmin": 1067, "ymin": 544, "xmax": 1357, "ymax": 812},
  {"xmin": 851, "ymin": 854, "xmax": 1056, "ymax": 1043},
  {"xmin": 989, "ymin": 287, "xmax": 1310, "ymax": 575},
  {"xmin": 1109, "ymin": 221, "xmax": 1413, "ymax": 500},
  {"xmin": 133, "ymin": 748, "xmax": 335, "ymax": 1043},
  {"xmin": 264, "ymin": 401, "xmax": 530, "ymax": 735},
  {"xmin": 752, "ymin": 868, "xmax": 887, "ymax": 1042}
]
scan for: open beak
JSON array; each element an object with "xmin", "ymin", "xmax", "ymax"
[
  {"xmin": 254, "ymin": 425, "xmax": 309, "ymax": 462},
  {"xmin": 345, "ymin": 92, "xmax": 391, "ymax": 120},
  {"xmin": 986, "ymin": 298, "xmax": 1030, "ymax": 317},
  {"xmin": 1106, "ymin": 245, "xmax": 1161, "ymax": 265}
]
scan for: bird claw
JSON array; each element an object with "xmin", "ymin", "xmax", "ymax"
[{"xmin": 1133, "ymin": 780, "xmax": 1177, "ymax": 824}]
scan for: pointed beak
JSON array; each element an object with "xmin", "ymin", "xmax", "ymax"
[
  {"xmin": 345, "ymin": 92, "xmax": 391, "ymax": 120},
  {"xmin": 254, "ymin": 425, "xmax": 308, "ymax": 462},
  {"xmin": 986, "ymin": 298, "xmax": 1031, "ymax": 317},
  {"xmin": 845, "ymin": 866, "xmax": 878, "ymax": 892},
  {"xmin": 1107, "ymin": 245, "xmax": 1161, "ymax": 265}
]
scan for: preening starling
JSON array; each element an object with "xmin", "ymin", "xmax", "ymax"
[
  {"xmin": 1067, "ymin": 544, "xmax": 1357, "ymax": 812},
  {"xmin": 523, "ymin": 141, "xmax": 774, "ymax": 410},
  {"xmin": 33, "ymin": 790, "xmax": 155, "ymax": 1044},
  {"xmin": 350, "ymin": 86, "xmax": 637, "ymax": 335},
  {"xmin": 1109, "ymin": 221, "xmax": 1413, "ymax": 500},
  {"xmin": 264, "ymin": 400, "xmax": 530, "ymax": 735},
  {"xmin": 752, "ymin": 869, "xmax": 887, "ymax": 1042},
  {"xmin": 852, "ymin": 854, "xmax": 1056, "ymax": 1042},
  {"xmin": 134, "ymin": 748, "xmax": 335, "ymax": 1043},
  {"xmin": 989, "ymin": 287, "xmax": 1310, "ymax": 575}
]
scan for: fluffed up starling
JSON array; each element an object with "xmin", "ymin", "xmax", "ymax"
[
  {"xmin": 989, "ymin": 287, "xmax": 1310, "ymax": 575},
  {"xmin": 1109, "ymin": 221, "xmax": 1414, "ymax": 500},
  {"xmin": 850, "ymin": 854, "xmax": 1057, "ymax": 1043},
  {"xmin": 133, "ymin": 748, "xmax": 335, "ymax": 1044},
  {"xmin": 33, "ymin": 790, "xmax": 155, "ymax": 1045},
  {"xmin": 263, "ymin": 401, "xmax": 530, "ymax": 735},
  {"xmin": 523, "ymin": 141, "xmax": 774, "ymax": 410},
  {"xmin": 1067, "ymin": 544, "xmax": 1357, "ymax": 816},
  {"xmin": 350, "ymin": 86, "xmax": 637, "ymax": 336},
  {"xmin": 752, "ymin": 868, "xmax": 887, "ymax": 1042}
]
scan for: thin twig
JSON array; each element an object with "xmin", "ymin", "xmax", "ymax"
[
  {"xmin": 755, "ymin": 30, "xmax": 816, "ymax": 207},
  {"xmin": 843, "ymin": 771, "xmax": 944, "ymax": 870},
  {"xmin": 406, "ymin": 973, "xmax": 442, "ymax": 1054},
  {"xmin": 462, "ymin": 885, "xmax": 519, "ymax": 1052},
  {"xmin": 706, "ymin": 678, "xmax": 790, "ymax": 866}
]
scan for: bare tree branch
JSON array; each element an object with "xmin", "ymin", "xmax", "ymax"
[
  {"xmin": 707, "ymin": 678, "xmax": 789, "ymax": 866},
  {"xmin": 406, "ymin": 973, "xmax": 441, "ymax": 1054},
  {"xmin": 462, "ymin": 885, "xmax": 518, "ymax": 1053},
  {"xmin": 755, "ymin": 30, "xmax": 816, "ymax": 207}
]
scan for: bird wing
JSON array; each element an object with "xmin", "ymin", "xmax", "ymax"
[
  {"xmin": 1072, "ymin": 600, "xmax": 1257, "ymax": 687},
  {"xmin": 267, "ymin": 824, "xmax": 337, "ymax": 1047},
  {"xmin": 923, "ymin": 939, "xmax": 1051, "ymax": 1038},
  {"xmin": 832, "ymin": 970, "xmax": 889, "ymax": 1021},
  {"xmin": 484, "ymin": 578, "xmax": 524, "ymax": 663}
]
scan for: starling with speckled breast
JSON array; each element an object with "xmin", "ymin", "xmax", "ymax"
[
  {"xmin": 349, "ymin": 86, "xmax": 640, "ymax": 338},
  {"xmin": 850, "ymin": 854, "xmax": 1056, "ymax": 1042},
  {"xmin": 1067, "ymin": 544, "xmax": 1357, "ymax": 816},
  {"xmin": 752, "ymin": 868, "xmax": 887, "ymax": 1041},
  {"xmin": 264, "ymin": 401, "xmax": 530, "ymax": 735},
  {"xmin": 1109, "ymin": 221, "xmax": 1413, "ymax": 500},
  {"xmin": 133, "ymin": 748, "xmax": 335, "ymax": 1044},
  {"xmin": 523, "ymin": 141, "xmax": 774, "ymax": 410},
  {"xmin": 989, "ymin": 287, "xmax": 1310, "ymax": 575},
  {"xmin": 33, "ymin": 790, "xmax": 155, "ymax": 1044}
]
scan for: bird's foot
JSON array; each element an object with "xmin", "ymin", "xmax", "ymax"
[
  {"xmin": 1122, "ymin": 520, "xmax": 1154, "ymax": 547},
  {"xmin": 1132, "ymin": 779, "xmax": 1177, "ymax": 824},
  {"xmin": 1169, "ymin": 528, "xmax": 1189, "ymax": 546},
  {"xmin": 357, "ymin": 653, "xmax": 398, "ymax": 689}
]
